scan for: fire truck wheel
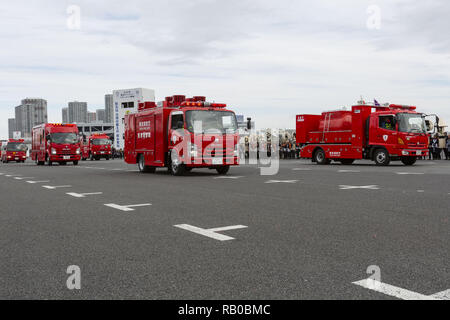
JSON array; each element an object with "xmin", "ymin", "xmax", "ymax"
[
  {"xmin": 401, "ymin": 157, "xmax": 417, "ymax": 166},
  {"xmin": 138, "ymin": 155, "xmax": 156, "ymax": 173},
  {"xmin": 374, "ymin": 149, "xmax": 390, "ymax": 166},
  {"xmin": 216, "ymin": 166, "xmax": 230, "ymax": 175},
  {"xmin": 314, "ymin": 149, "xmax": 330, "ymax": 165},
  {"xmin": 340, "ymin": 159, "xmax": 355, "ymax": 165},
  {"xmin": 170, "ymin": 151, "xmax": 185, "ymax": 176}
]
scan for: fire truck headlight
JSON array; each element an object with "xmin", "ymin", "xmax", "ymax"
[
  {"xmin": 76, "ymin": 148, "xmax": 81, "ymax": 155},
  {"xmin": 51, "ymin": 148, "xmax": 57, "ymax": 155}
]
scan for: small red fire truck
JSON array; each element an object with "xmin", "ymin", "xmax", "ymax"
[
  {"xmin": 124, "ymin": 95, "xmax": 239, "ymax": 175},
  {"xmin": 296, "ymin": 103, "xmax": 429, "ymax": 166},
  {"xmin": 1, "ymin": 139, "xmax": 27, "ymax": 163},
  {"xmin": 31, "ymin": 123, "xmax": 81, "ymax": 166},
  {"xmin": 81, "ymin": 133, "xmax": 112, "ymax": 161}
]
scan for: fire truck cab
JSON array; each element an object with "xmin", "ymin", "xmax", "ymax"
[
  {"xmin": 32, "ymin": 123, "xmax": 81, "ymax": 166},
  {"xmin": 124, "ymin": 95, "xmax": 239, "ymax": 175},
  {"xmin": 81, "ymin": 134, "xmax": 112, "ymax": 161},
  {"xmin": 1, "ymin": 139, "xmax": 27, "ymax": 163},
  {"xmin": 296, "ymin": 103, "xmax": 430, "ymax": 166}
]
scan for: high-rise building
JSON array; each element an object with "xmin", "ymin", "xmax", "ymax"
[
  {"xmin": 96, "ymin": 109, "xmax": 106, "ymax": 123},
  {"xmin": 87, "ymin": 111, "xmax": 97, "ymax": 123},
  {"xmin": 14, "ymin": 98, "xmax": 48, "ymax": 138},
  {"xmin": 68, "ymin": 101, "xmax": 87, "ymax": 123},
  {"xmin": 8, "ymin": 118, "xmax": 16, "ymax": 139},
  {"xmin": 62, "ymin": 107, "xmax": 68, "ymax": 123},
  {"xmin": 105, "ymin": 94, "xmax": 113, "ymax": 123}
]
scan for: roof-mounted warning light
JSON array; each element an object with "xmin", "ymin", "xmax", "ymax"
[{"xmin": 389, "ymin": 104, "xmax": 417, "ymax": 110}]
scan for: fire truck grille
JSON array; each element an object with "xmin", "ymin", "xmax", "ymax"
[
  {"xmin": 205, "ymin": 148, "xmax": 234, "ymax": 157},
  {"xmin": 408, "ymin": 143, "xmax": 426, "ymax": 148},
  {"xmin": 60, "ymin": 150, "xmax": 73, "ymax": 155}
]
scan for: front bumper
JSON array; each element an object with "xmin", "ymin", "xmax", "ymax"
[
  {"xmin": 186, "ymin": 156, "xmax": 239, "ymax": 167},
  {"xmin": 50, "ymin": 154, "xmax": 81, "ymax": 161},
  {"xmin": 399, "ymin": 149, "xmax": 429, "ymax": 156}
]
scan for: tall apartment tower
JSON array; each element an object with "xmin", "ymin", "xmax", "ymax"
[
  {"xmin": 105, "ymin": 94, "xmax": 113, "ymax": 123},
  {"xmin": 96, "ymin": 109, "xmax": 106, "ymax": 123},
  {"xmin": 87, "ymin": 111, "xmax": 97, "ymax": 123},
  {"xmin": 14, "ymin": 98, "xmax": 48, "ymax": 138},
  {"xmin": 62, "ymin": 107, "xmax": 68, "ymax": 123},
  {"xmin": 8, "ymin": 118, "xmax": 16, "ymax": 139},
  {"xmin": 68, "ymin": 101, "xmax": 88, "ymax": 123}
]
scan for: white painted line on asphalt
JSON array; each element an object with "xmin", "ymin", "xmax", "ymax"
[
  {"xmin": 292, "ymin": 168, "xmax": 312, "ymax": 171},
  {"xmin": 353, "ymin": 279, "xmax": 448, "ymax": 300},
  {"xmin": 5, "ymin": 174, "xmax": 20, "ymax": 177},
  {"xmin": 339, "ymin": 185, "xmax": 379, "ymax": 190},
  {"xmin": 42, "ymin": 185, "xmax": 72, "ymax": 190},
  {"xmin": 14, "ymin": 177, "xmax": 34, "ymax": 180},
  {"xmin": 214, "ymin": 176, "xmax": 243, "ymax": 179},
  {"xmin": 67, "ymin": 192, "xmax": 103, "ymax": 198},
  {"xmin": 26, "ymin": 180, "xmax": 50, "ymax": 184},
  {"xmin": 417, "ymin": 190, "xmax": 425, "ymax": 193},
  {"xmin": 338, "ymin": 170, "xmax": 361, "ymax": 173},
  {"xmin": 174, "ymin": 224, "xmax": 248, "ymax": 241},
  {"xmin": 265, "ymin": 180, "xmax": 298, "ymax": 184},
  {"xmin": 104, "ymin": 203, "xmax": 151, "ymax": 212},
  {"xmin": 431, "ymin": 289, "xmax": 450, "ymax": 300},
  {"xmin": 396, "ymin": 172, "xmax": 425, "ymax": 175}
]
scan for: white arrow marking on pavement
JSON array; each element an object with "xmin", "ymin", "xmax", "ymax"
[
  {"xmin": 104, "ymin": 203, "xmax": 151, "ymax": 211},
  {"xmin": 26, "ymin": 180, "xmax": 50, "ymax": 184},
  {"xmin": 353, "ymin": 279, "xmax": 449, "ymax": 300},
  {"xmin": 339, "ymin": 185, "xmax": 379, "ymax": 190},
  {"xmin": 396, "ymin": 172, "xmax": 425, "ymax": 175},
  {"xmin": 338, "ymin": 170, "xmax": 361, "ymax": 173},
  {"xmin": 67, "ymin": 192, "xmax": 103, "ymax": 198},
  {"xmin": 14, "ymin": 177, "xmax": 34, "ymax": 180},
  {"xmin": 42, "ymin": 185, "xmax": 72, "ymax": 190},
  {"xmin": 292, "ymin": 168, "xmax": 312, "ymax": 171},
  {"xmin": 214, "ymin": 176, "xmax": 243, "ymax": 179},
  {"xmin": 174, "ymin": 224, "xmax": 248, "ymax": 241},
  {"xmin": 265, "ymin": 180, "xmax": 298, "ymax": 184}
]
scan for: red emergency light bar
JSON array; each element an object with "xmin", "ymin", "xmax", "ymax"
[
  {"xmin": 49, "ymin": 123, "xmax": 77, "ymax": 127},
  {"xmin": 389, "ymin": 104, "xmax": 416, "ymax": 110}
]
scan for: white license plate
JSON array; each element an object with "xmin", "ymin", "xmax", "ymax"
[
  {"xmin": 100, "ymin": 151, "xmax": 105, "ymax": 154},
  {"xmin": 416, "ymin": 151, "xmax": 421, "ymax": 155},
  {"xmin": 212, "ymin": 158, "xmax": 223, "ymax": 165},
  {"xmin": 63, "ymin": 156, "xmax": 71, "ymax": 160}
]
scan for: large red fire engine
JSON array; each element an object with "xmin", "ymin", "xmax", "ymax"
[
  {"xmin": 1, "ymin": 139, "xmax": 27, "ymax": 163},
  {"xmin": 81, "ymin": 133, "xmax": 112, "ymax": 161},
  {"xmin": 31, "ymin": 123, "xmax": 81, "ymax": 165},
  {"xmin": 296, "ymin": 103, "xmax": 429, "ymax": 166},
  {"xmin": 124, "ymin": 95, "xmax": 239, "ymax": 175}
]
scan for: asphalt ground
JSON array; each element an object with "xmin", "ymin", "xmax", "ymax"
[{"xmin": 0, "ymin": 157, "xmax": 449, "ymax": 299}]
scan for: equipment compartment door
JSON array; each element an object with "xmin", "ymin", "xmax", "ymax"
[{"xmin": 136, "ymin": 115, "xmax": 155, "ymax": 162}]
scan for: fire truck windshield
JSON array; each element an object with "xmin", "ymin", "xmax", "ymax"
[
  {"xmin": 92, "ymin": 139, "xmax": 110, "ymax": 145},
  {"xmin": 6, "ymin": 142, "xmax": 27, "ymax": 151},
  {"xmin": 49, "ymin": 132, "xmax": 78, "ymax": 144},
  {"xmin": 186, "ymin": 110, "xmax": 237, "ymax": 134},
  {"xmin": 397, "ymin": 113, "xmax": 426, "ymax": 133}
]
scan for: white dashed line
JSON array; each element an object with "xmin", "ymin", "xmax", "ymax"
[
  {"xmin": 26, "ymin": 180, "xmax": 50, "ymax": 184},
  {"xmin": 339, "ymin": 185, "xmax": 379, "ymax": 190},
  {"xmin": 104, "ymin": 203, "xmax": 151, "ymax": 211},
  {"xmin": 265, "ymin": 180, "xmax": 298, "ymax": 184},
  {"xmin": 42, "ymin": 185, "xmax": 72, "ymax": 190},
  {"xmin": 174, "ymin": 224, "xmax": 248, "ymax": 241},
  {"xmin": 67, "ymin": 192, "xmax": 103, "ymax": 198}
]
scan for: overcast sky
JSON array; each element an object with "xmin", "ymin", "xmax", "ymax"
[{"xmin": 1, "ymin": 0, "xmax": 449, "ymax": 138}]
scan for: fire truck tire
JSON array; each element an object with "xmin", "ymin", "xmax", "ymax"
[
  {"xmin": 169, "ymin": 151, "xmax": 185, "ymax": 176},
  {"xmin": 340, "ymin": 159, "xmax": 355, "ymax": 165},
  {"xmin": 138, "ymin": 155, "xmax": 155, "ymax": 173},
  {"xmin": 374, "ymin": 149, "xmax": 390, "ymax": 166},
  {"xmin": 216, "ymin": 166, "xmax": 230, "ymax": 175},
  {"xmin": 314, "ymin": 149, "xmax": 330, "ymax": 165},
  {"xmin": 401, "ymin": 157, "xmax": 417, "ymax": 166}
]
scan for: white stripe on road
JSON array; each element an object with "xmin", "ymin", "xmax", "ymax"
[
  {"xmin": 104, "ymin": 203, "xmax": 151, "ymax": 211},
  {"xmin": 14, "ymin": 177, "xmax": 34, "ymax": 180},
  {"xmin": 67, "ymin": 192, "xmax": 103, "ymax": 198},
  {"xmin": 292, "ymin": 168, "xmax": 312, "ymax": 171},
  {"xmin": 396, "ymin": 172, "xmax": 425, "ymax": 175},
  {"xmin": 353, "ymin": 279, "xmax": 435, "ymax": 300},
  {"xmin": 353, "ymin": 279, "xmax": 449, "ymax": 300},
  {"xmin": 174, "ymin": 224, "xmax": 248, "ymax": 241},
  {"xmin": 265, "ymin": 180, "xmax": 298, "ymax": 184},
  {"xmin": 431, "ymin": 289, "xmax": 450, "ymax": 300},
  {"xmin": 26, "ymin": 180, "xmax": 50, "ymax": 184},
  {"xmin": 339, "ymin": 185, "xmax": 379, "ymax": 190},
  {"xmin": 42, "ymin": 185, "xmax": 72, "ymax": 189},
  {"xmin": 338, "ymin": 170, "xmax": 361, "ymax": 173}
]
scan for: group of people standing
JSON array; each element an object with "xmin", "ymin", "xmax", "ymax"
[{"xmin": 429, "ymin": 133, "xmax": 450, "ymax": 160}]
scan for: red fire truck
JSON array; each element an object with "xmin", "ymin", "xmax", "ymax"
[
  {"xmin": 31, "ymin": 123, "xmax": 81, "ymax": 166},
  {"xmin": 81, "ymin": 133, "xmax": 112, "ymax": 161},
  {"xmin": 124, "ymin": 95, "xmax": 239, "ymax": 175},
  {"xmin": 296, "ymin": 103, "xmax": 429, "ymax": 166},
  {"xmin": 1, "ymin": 139, "xmax": 28, "ymax": 163}
]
